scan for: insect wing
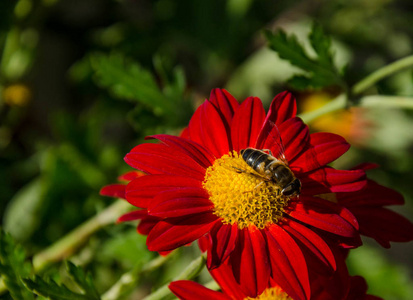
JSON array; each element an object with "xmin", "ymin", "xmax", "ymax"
[{"xmin": 261, "ymin": 121, "xmax": 288, "ymax": 165}]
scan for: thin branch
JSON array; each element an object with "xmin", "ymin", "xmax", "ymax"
[
  {"xmin": 352, "ymin": 55, "xmax": 413, "ymax": 95},
  {"xmin": 142, "ymin": 254, "xmax": 206, "ymax": 300},
  {"xmin": 359, "ymin": 95, "xmax": 413, "ymax": 109},
  {"xmin": 298, "ymin": 94, "xmax": 413, "ymax": 124},
  {"xmin": 101, "ymin": 252, "xmax": 177, "ymax": 300},
  {"xmin": 0, "ymin": 200, "xmax": 132, "ymax": 295},
  {"xmin": 32, "ymin": 200, "xmax": 132, "ymax": 272}
]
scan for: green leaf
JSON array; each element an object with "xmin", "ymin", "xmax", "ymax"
[
  {"xmin": 265, "ymin": 29, "xmax": 314, "ymax": 71},
  {"xmin": 309, "ymin": 23, "xmax": 334, "ymax": 68},
  {"xmin": 66, "ymin": 261, "xmax": 100, "ymax": 299},
  {"xmin": 0, "ymin": 230, "xmax": 34, "ymax": 300},
  {"xmin": 22, "ymin": 276, "xmax": 97, "ymax": 300},
  {"xmin": 90, "ymin": 52, "xmax": 171, "ymax": 113},
  {"xmin": 264, "ymin": 24, "xmax": 345, "ymax": 90},
  {"xmin": 89, "ymin": 52, "xmax": 192, "ymax": 129},
  {"xmin": 22, "ymin": 261, "xmax": 100, "ymax": 300}
]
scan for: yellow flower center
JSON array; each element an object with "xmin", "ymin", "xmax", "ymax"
[
  {"xmin": 245, "ymin": 286, "xmax": 292, "ymax": 300},
  {"xmin": 203, "ymin": 152, "xmax": 290, "ymax": 230}
]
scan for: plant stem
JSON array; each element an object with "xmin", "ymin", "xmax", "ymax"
[
  {"xmin": 359, "ymin": 95, "xmax": 413, "ymax": 109},
  {"xmin": 142, "ymin": 254, "xmax": 206, "ymax": 300},
  {"xmin": 298, "ymin": 93, "xmax": 347, "ymax": 124},
  {"xmin": 32, "ymin": 200, "xmax": 132, "ymax": 272},
  {"xmin": 298, "ymin": 94, "xmax": 413, "ymax": 125},
  {"xmin": 0, "ymin": 199, "xmax": 132, "ymax": 295},
  {"xmin": 352, "ymin": 55, "xmax": 413, "ymax": 95},
  {"xmin": 101, "ymin": 252, "xmax": 176, "ymax": 300}
]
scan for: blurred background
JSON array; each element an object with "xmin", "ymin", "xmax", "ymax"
[{"xmin": 1, "ymin": 0, "xmax": 413, "ymax": 299}]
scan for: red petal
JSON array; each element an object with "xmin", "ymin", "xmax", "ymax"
[
  {"xmin": 147, "ymin": 134, "xmax": 215, "ymax": 169},
  {"xmin": 149, "ymin": 187, "xmax": 213, "ymax": 218},
  {"xmin": 248, "ymin": 227, "xmax": 271, "ymax": 295},
  {"xmin": 198, "ymin": 235, "xmax": 208, "ymax": 253},
  {"xmin": 301, "ymin": 167, "xmax": 366, "ymax": 194},
  {"xmin": 210, "ymin": 263, "xmax": 248, "ymax": 300},
  {"xmin": 288, "ymin": 198, "xmax": 358, "ymax": 237},
  {"xmin": 147, "ymin": 212, "xmax": 219, "ymax": 251},
  {"xmin": 310, "ymin": 249, "xmax": 351, "ymax": 300},
  {"xmin": 279, "ymin": 117, "xmax": 310, "ymax": 163},
  {"xmin": 352, "ymin": 207, "xmax": 413, "ymax": 248},
  {"xmin": 117, "ymin": 171, "xmax": 145, "ymax": 182},
  {"xmin": 283, "ymin": 220, "xmax": 336, "ymax": 275},
  {"xmin": 125, "ymin": 143, "xmax": 206, "ymax": 180},
  {"xmin": 169, "ymin": 280, "xmax": 230, "ymax": 300},
  {"xmin": 137, "ymin": 216, "xmax": 159, "ymax": 235},
  {"xmin": 100, "ymin": 184, "xmax": 126, "ymax": 199},
  {"xmin": 206, "ymin": 223, "xmax": 238, "ymax": 269},
  {"xmin": 231, "ymin": 97, "xmax": 265, "ymax": 151},
  {"xmin": 180, "ymin": 127, "xmax": 190, "ymax": 139},
  {"xmin": 351, "ymin": 162, "xmax": 379, "ymax": 171},
  {"xmin": 293, "ymin": 132, "xmax": 350, "ymax": 173},
  {"xmin": 267, "ymin": 91, "xmax": 297, "ymax": 126},
  {"xmin": 338, "ymin": 180, "xmax": 404, "ymax": 207},
  {"xmin": 255, "ymin": 91, "xmax": 297, "ymax": 148},
  {"xmin": 310, "ymin": 132, "xmax": 350, "ymax": 162},
  {"xmin": 346, "ymin": 276, "xmax": 369, "ymax": 300},
  {"xmin": 228, "ymin": 228, "xmax": 270, "ymax": 297},
  {"xmin": 346, "ymin": 276, "xmax": 382, "ymax": 299},
  {"xmin": 117, "ymin": 209, "xmax": 161, "ymax": 236},
  {"xmin": 117, "ymin": 209, "xmax": 148, "ymax": 223},
  {"xmin": 208, "ymin": 88, "xmax": 239, "ymax": 128},
  {"xmin": 188, "ymin": 93, "xmax": 233, "ymax": 157},
  {"xmin": 126, "ymin": 175, "xmax": 201, "ymax": 208},
  {"xmin": 266, "ymin": 225, "xmax": 310, "ymax": 300}
]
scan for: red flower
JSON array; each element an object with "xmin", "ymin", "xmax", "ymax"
[
  {"xmin": 169, "ymin": 251, "xmax": 381, "ymax": 300},
  {"xmin": 123, "ymin": 89, "xmax": 368, "ymax": 300},
  {"xmin": 169, "ymin": 275, "xmax": 381, "ymax": 300}
]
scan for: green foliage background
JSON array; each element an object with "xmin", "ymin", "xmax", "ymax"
[{"xmin": 1, "ymin": 0, "xmax": 413, "ymax": 299}]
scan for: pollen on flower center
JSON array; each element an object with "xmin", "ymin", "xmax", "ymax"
[
  {"xmin": 245, "ymin": 286, "xmax": 292, "ymax": 300},
  {"xmin": 203, "ymin": 152, "xmax": 290, "ymax": 230}
]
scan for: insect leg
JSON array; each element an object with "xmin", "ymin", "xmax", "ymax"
[
  {"xmin": 232, "ymin": 166, "xmax": 247, "ymax": 173},
  {"xmin": 261, "ymin": 149, "xmax": 273, "ymax": 156}
]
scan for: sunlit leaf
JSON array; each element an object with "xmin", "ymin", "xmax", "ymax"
[
  {"xmin": 3, "ymin": 179, "xmax": 46, "ymax": 242},
  {"xmin": 264, "ymin": 23, "xmax": 345, "ymax": 90}
]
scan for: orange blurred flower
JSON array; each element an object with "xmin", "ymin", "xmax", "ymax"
[{"xmin": 299, "ymin": 92, "xmax": 373, "ymax": 147}]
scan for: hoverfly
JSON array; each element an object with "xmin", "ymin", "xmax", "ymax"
[{"xmin": 237, "ymin": 121, "xmax": 301, "ymax": 197}]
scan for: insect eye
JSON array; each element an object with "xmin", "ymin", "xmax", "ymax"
[
  {"xmin": 282, "ymin": 184, "xmax": 294, "ymax": 196},
  {"xmin": 281, "ymin": 179, "xmax": 301, "ymax": 196}
]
